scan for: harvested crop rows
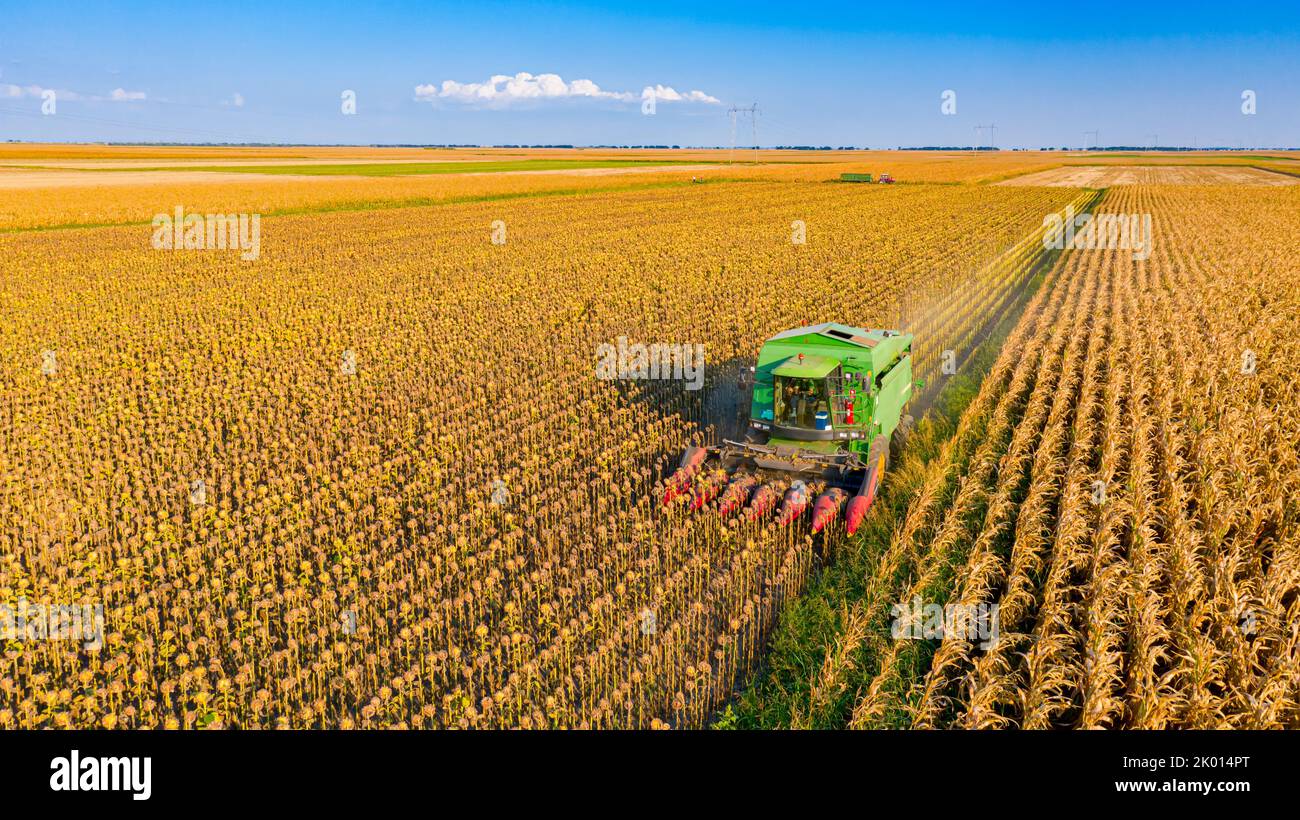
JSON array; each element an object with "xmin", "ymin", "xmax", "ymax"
[
  {"xmin": 998, "ymin": 164, "xmax": 1299, "ymax": 187},
  {"xmin": 740, "ymin": 184, "xmax": 1300, "ymax": 729}
]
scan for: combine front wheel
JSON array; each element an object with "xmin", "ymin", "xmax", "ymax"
[{"xmin": 891, "ymin": 414, "xmax": 914, "ymax": 462}]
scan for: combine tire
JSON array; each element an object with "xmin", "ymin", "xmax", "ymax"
[
  {"xmin": 890, "ymin": 414, "xmax": 914, "ymax": 462},
  {"xmin": 866, "ymin": 433, "xmax": 890, "ymax": 495}
]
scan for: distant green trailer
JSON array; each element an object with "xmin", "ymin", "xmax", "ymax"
[{"xmin": 839, "ymin": 172, "xmax": 873, "ymax": 183}]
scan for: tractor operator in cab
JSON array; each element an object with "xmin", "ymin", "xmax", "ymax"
[{"xmin": 778, "ymin": 379, "xmax": 819, "ymax": 428}]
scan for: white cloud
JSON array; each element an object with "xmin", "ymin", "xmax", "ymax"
[
  {"xmin": 415, "ymin": 71, "xmax": 719, "ymax": 107},
  {"xmin": 641, "ymin": 84, "xmax": 720, "ymax": 104},
  {"xmin": 1, "ymin": 84, "xmax": 91, "ymax": 101},
  {"xmin": 3, "ymin": 84, "xmax": 147, "ymax": 102},
  {"xmin": 223, "ymin": 92, "xmax": 245, "ymax": 107},
  {"xmin": 416, "ymin": 72, "xmax": 633, "ymax": 104},
  {"xmin": 2, "ymin": 83, "xmax": 56, "ymax": 99}
]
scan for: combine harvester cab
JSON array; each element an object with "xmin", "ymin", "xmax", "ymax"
[{"xmin": 664, "ymin": 322, "xmax": 917, "ymax": 535}]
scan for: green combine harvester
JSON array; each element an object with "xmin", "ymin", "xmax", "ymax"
[{"xmin": 663, "ymin": 323, "xmax": 919, "ymax": 535}]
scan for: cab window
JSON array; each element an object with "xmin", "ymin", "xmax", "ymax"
[{"xmin": 774, "ymin": 376, "xmax": 829, "ymax": 428}]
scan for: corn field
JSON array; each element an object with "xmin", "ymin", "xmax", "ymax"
[{"xmin": 741, "ymin": 183, "xmax": 1300, "ymax": 729}]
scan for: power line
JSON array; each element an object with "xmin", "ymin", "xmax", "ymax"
[
  {"xmin": 727, "ymin": 103, "xmax": 759, "ymax": 163},
  {"xmin": 973, "ymin": 123, "xmax": 997, "ymax": 150}
]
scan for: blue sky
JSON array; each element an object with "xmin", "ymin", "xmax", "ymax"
[{"xmin": 3, "ymin": 1, "xmax": 1299, "ymax": 147}]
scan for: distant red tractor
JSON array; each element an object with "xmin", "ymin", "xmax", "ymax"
[{"xmin": 878, "ymin": 173, "xmax": 895, "ymax": 184}]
